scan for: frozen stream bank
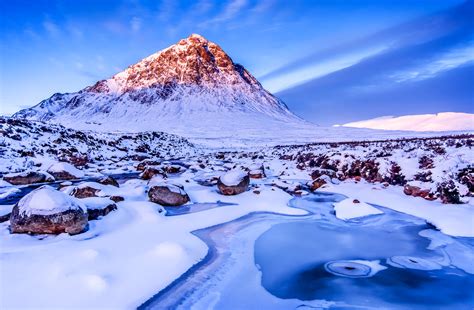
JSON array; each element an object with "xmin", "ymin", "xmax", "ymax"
[{"xmin": 140, "ymin": 193, "xmax": 474, "ymax": 309}]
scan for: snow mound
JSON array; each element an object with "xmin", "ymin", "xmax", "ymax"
[
  {"xmin": 47, "ymin": 162, "xmax": 85, "ymax": 178},
  {"xmin": 18, "ymin": 186, "xmax": 87, "ymax": 216},
  {"xmin": 333, "ymin": 198, "xmax": 383, "ymax": 220},
  {"xmin": 220, "ymin": 169, "xmax": 248, "ymax": 186},
  {"xmin": 341, "ymin": 112, "xmax": 474, "ymax": 132}
]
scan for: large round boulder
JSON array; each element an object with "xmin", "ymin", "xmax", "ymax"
[
  {"xmin": 148, "ymin": 181, "xmax": 189, "ymax": 206},
  {"xmin": 10, "ymin": 186, "xmax": 88, "ymax": 235},
  {"xmin": 3, "ymin": 170, "xmax": 54, "ymax": 185},
  {"xmin": 47, "ymin": 162, "xmax": 85, "ymax": 180},
  {"xmin": 217, "ymin": 169, "xmax": 250, "ymax": 195}
]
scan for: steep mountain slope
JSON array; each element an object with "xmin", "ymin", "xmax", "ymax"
[
  {"xmin": 13, "ymin": 34, "xmax": 306, "ymax": 139},
  {"xmin": 341, "ymin": 112, "xmax": 474, "ymax": 131}
]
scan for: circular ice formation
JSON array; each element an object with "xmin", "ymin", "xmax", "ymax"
[
  {"xmin": 325, "ymin": 261, "xmax": 372, "ymax": 278},
  {"xmin": 387, "ymin": 256, "xmax": 442, "ymax": 271}
]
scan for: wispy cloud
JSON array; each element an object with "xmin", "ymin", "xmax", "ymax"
[
  {"xmin": 43, "ymin": 19, "xmax": 60, "ymax": 37},
  {"xmin": 130, "ymin": 16, "xmax": 142, "ymax": 32},
  {"xmin": 157, "ymin": 0, "xmax": 176, "ymax": 22},
  {"xmin": 391, "ymin": 44, "xmax": 474, "ymax": 82},
  {"xmin": 200, "ymin": 0, "xmax": 248, "ymax": 27},
  {"xmin": 251, "ymin": 0, "xmax": 275, "ymax": 13}
]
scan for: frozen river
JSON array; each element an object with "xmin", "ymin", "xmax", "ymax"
[{"xmin": 140, "ymin": 192, "xmax": 474, "ymax": 309}]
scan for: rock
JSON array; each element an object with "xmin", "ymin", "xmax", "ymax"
[
  {"xmin": 437, "ymin": 180, "xmax": 462, "ymax": 204},
  {"xmin": 71, "ymin": 185, "xmax": 101, "ymax": 198},
  {"xmin": 403, "ymin": 184, "xmax": 434, "ymax": 200},
  {"xmin": 308, "ymin": 178, "xmax": 327, "ymax": 191},
  {"xmin": 110, "ymin": 195, "xmax": 125, "ymax": 203},
  {"xmin": 353, "ymin": 199, "xmax": 360, "ymax": 204},
  {"xmin": 10, "ymin": 186, "xmax": 88, "ymax": 235},
  {"xmin": 47, "ymin": 162, "xmax": 85, "ymax": 180},
  {"xmin": 0, "ymin": 212, "xmax": 11, "ymax": 223},
  {"xmin": 97, "ymin": 175, "xmax": 119, "ymax": 187},
  {"xmin": 3, "ymin": 171, "xmax": 54, "ymax": 185},
  {"xmin": 249, "ymin": 169, "xmax": 265, "ymax": 179},
  {"xmin": 140, "ymin": 167, "xmax": 166, "ymax": 180},
  {"xmin": 163, "ymin": 164, "xmax": 184, "ymax": 174},
  {"xmin": 82, "ymin": 197, "xmax": 117, "ymax": 220},
  {"xmin": 217, "ymin": 169, "xmax": 249, "ymax": 195},
  {"xmin": 148, "ymin": 182, "xmax": 190, "ymax": 206},
  {"xmin": 137, "ymin": 160, "xmax": 161, "ymax": 171}
]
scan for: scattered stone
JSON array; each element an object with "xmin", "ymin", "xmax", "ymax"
[
  {"xmin": 97, "ymin": 175, "xmax": 119, "ymax": 187},
  {"xmin": 110, "ymin": 195, "xmax": 125, "ymax": 203},
  {"xmin": 71, "ymin": 185, "xmax": 101, "ymax": 199},
  {"xmin": 82, "ymin": 197, "xmax": 117, "ymax": 220},
  {"xmin": 148, "ymin": 182, "xmax": 190, "ymax": 206},
  {"xmin": 140, "ymin": 167, "xmax": 166, "ymax": 180},
  {"xmin": 217, "ymin": 169, "xmax": 249, "ymax": 195},
  {"xmin": 308, "ymin": 178, "xmax": 327, "ymax": 191},
  {"xmin": 137, "ymin": 160, "xmax": 161, "ymax": 171},
  {"xmin": 249, "ymin": 169, "xmax": 265, "ymax": 179}
]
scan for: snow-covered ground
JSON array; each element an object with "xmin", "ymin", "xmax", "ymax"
[
  {"xmin": 321, "ymin": 181, "xmax": 474, "ymax": 237},
  {"xmin": 0, "ymin": 117, "xmax": 473, "ymax": 308},
  {"xmin": 341, "ymin": 112, "xmax": 474, "ymax": 132},
  {"xmin": 0, "ymin": 167, "xmax": 304, "ymax": 308}
]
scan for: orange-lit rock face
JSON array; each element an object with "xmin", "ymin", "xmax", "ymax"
[{"xmin": 90, "ymin": 34, "xmax": 260, "ymax": 94}]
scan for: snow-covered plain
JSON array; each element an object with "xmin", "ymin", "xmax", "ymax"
[
  {"xmin": 0, "ymin": 117, "xmax": 473, "ymax": 308},
  {"xmin": 341, "ymin": 112, "xmax": 474, "ymax": 132}
]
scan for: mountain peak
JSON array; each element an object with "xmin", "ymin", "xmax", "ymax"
[
  {"xmin": 90, "ymin": 33, "xmax": 245, "ymax": 93},
  {"xmin": 13, "ymin": 34, "xmax": 302, "ymax": 133}
]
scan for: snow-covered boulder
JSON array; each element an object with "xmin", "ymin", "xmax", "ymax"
[
  {"xmin": 10, "ymin": 186, "xmax": 88, "ymax": 235},
  {"xmin": 3, "ymin": 170, "xmax": 54, "ymax": 185},
  {"xmin": 247, "ymin": 163, "xmax": 266, "ymax": 179},
  {"xmin": 217, "ymin": 169, "xmax": 250, "ymax": 195},
  {"xmin": 47, "ymin": 162, "xmax": 85, "ymax": 180},
  {"xmin": 148, "ymin": 181, "xmax": 189, "ymax": 206},
  {"xmin": 333, "ymin": 198, "xmax": 383, "ymax": 220}
]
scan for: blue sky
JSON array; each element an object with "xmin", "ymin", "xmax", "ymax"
[{"xmin": 0, "ymin": 0, "xmax": 472, "ymax": 122}]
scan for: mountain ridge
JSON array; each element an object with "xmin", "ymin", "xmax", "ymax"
[{"xmin": 14, "ymin": 34, "xmax": 301, "ymax": 131}]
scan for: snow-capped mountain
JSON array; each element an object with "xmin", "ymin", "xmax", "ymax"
[
  {"xmin": 13, "ymin": 34, "xmax": 305, "ymax": 140},
  {"xmin": 341, "ymin": 112, "xmax": 474, "ymax": 132}
]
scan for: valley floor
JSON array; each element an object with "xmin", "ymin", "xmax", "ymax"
[
  {"xmin": 1, "ymin": 177, "xmax": 473, "ymax": 308},
  {"xmin": 0, "ymin": 117, "xmax": 473, "ymax": 308}
]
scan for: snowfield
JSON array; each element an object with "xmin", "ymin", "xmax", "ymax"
[
  {"xmin": 341, "ymin": 112, "xmax": 474, "ymax": 132},
  {"xmin": 0, "ymin": 117, "xmax": 473, "ymax": 308}
]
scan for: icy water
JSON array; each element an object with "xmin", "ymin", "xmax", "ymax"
[{"xmin": 141, "ymin": 193, "xmax": 474, "ymax": 309}]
